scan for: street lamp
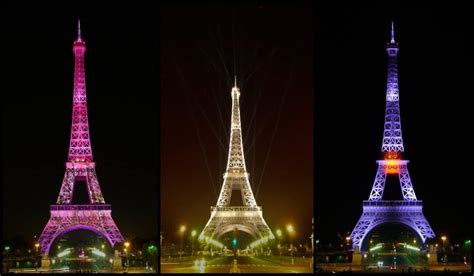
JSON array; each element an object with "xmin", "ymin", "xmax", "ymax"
[
  {"xmin": 276, "ymin": 229, "xmax": 283, "ymax": 259},
  {"xmin": 275, "ymin": 229, "xmax": 283, "ymax": 264},
  {"xmin": 124, "ymin": 241, "xmax": 130, "ymax": 268},
  {"xmin": 179, "ymin": 225, "xmax": 186, "ymax": 262},
  {"xmin": 34, "ymin": 243, "xmax": 40, "ymax": 270},
  {"xmin": 441, "ymin": 236, "xmax": 447, "ymax": 264},
  {"xmin": 345, "ymin": 237, "xmax": 351, "ymax": 266},
  {"xmin": 287, "ymin": 224, "xmax": 295, "ymax": 265},
  {"xmin": 191, "ymin": 230, "xmax": 197, "ymax": 258}
]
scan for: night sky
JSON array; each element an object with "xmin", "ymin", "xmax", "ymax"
[
  {"xmin": 160, "ymin": 2, "xmax": 313, "ymax": 244},
  {"xmin": 3, "ymin": 3, "xmax": 158, "ymax": 241},
  {"xmin": 315, "ymin": 2, "xmax": 473, "ymax": 243}
]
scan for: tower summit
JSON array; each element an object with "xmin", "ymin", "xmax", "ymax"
[{"xmin": 349, "ymin": 21, "xmax": 434, "ymax": 252}]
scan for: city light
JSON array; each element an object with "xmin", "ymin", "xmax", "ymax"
[
  {"xmin": 191, "ymin": 230, "xmax": 197, "ymax": 237},
  {"xmin": 180, "ymin": 225, "xmax": 186, "ymax": 233},
  {"xmin": 57, "ymin": 248, "xmax": 73, "ymax": 258},
  {"xmin": 287, "ymin": 224, "xmax": 294, "ymax": 233},
  {"xmin": 405, "ymin": 244, "xmax": 420, "ymax": 251},
  {"xmin": 147, "ymin": 245, "xmax": 158, "ymax": 254},
  {"xmin": 441, "ymin": 236, "xmax": 447, "ymax": 241},
  {"xmin": 369, "ymin": 244, "xmax": 383, "ymax": 252},
  {"xmin": 202, "ymin": 236, "xmax": 224, "ymax": 248},
  {"xmin": 249, "ymin": 236, "xmax": 271, "ymax": 249},
  {"xmin": 276, "ymin": 229, "xmax": 282, "ymax": 237},
  {"xmin": 91, "ymin": 248, "xmax": 106, "ymax": 257}
]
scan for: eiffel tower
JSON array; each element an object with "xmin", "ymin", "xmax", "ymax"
[
  {"xmin": 349, "ymin": 22, "xmax": 435, "ymax": 252},
  {"xmin": 38, "ymin": 20, "xmax": 124, "ymax": 258},
  {"xmin": 199, "ymin": 77, "xmax": 274, "ymax": 245}
]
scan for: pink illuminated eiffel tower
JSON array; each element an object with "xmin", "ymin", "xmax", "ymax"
[{"xmin": 38, "ymin": 20, "xmax": 124, "ymax": 257}]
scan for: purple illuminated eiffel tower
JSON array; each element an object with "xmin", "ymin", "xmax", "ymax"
[
  {"xmin": 38, "ymin": 20, "xmax": 124, "ymax": 257},
  {"xmin": 349, "ymin": 22, "xmax": 435, "ymax": 252}
]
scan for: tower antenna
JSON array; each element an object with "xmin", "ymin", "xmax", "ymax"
[
  {"xmin": 390, "ymin": 20, "xmax": 395, "ymax": 43},
  {"xmin": 78, "ymin": 19, "xmax": 81, "ymax": 40}
]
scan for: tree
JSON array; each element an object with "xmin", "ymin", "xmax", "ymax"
[{"xmin": 142, "ymin": 241, "xmax": 158, "ymax": 271}]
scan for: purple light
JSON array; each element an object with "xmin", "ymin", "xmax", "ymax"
[{"xmin": 349, "ymin": 22, "xmax": 435, "ymax": 252}]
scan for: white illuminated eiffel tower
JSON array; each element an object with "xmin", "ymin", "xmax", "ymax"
[{"xmin": 199, "ymin": 77, "xmax": 274, "ymax": 245}]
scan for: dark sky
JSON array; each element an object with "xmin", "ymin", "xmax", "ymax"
[
  {"xmin": 3, "ymin": 3, "xmax": 158, "ymax": 241},
  {"xmin": 160, "ymin": 2, "xmax": 313, "ymax": 245},
  {"xmin": 315, "ymin": 2, "xmax": 473, "ymax": 243}
]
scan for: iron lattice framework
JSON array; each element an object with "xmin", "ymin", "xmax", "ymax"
[
  {"xmin": 38, "ymin": 21, "xmax": 124, "ymax": 256},
  {"xmin": 199, "ymin": 79, "xmax": 274, "ymax": 243},
  {"xmin": 350, "ymin": 22, "xmax": 435, "ymax": 252}
]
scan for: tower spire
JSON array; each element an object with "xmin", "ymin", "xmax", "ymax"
[
  {"xmin": 234, "ymin": 75, "xmax": 237, "ymax": 88},
  {"xmin": 390, "ymin": 20, "xmax": 395, "ymax": 44},
  {"xmin": 77, "ymin": 19, "xmax": 81, "ymax": 40}
]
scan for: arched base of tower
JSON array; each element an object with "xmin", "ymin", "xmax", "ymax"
[
  {"xmin": 199, "ymin": 206, "xmax": 274, "ymax": 247},
  {"xmin": 350, "ymin": 200, "xmax": 435, "ymax": 252},
  {"xmin": 38, "ymin": 204, "xmax": 124, "ymax": 256}
]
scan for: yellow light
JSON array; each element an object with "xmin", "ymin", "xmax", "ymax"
[
  {"xmin": 385, "ymin": 159, "xmax": 400, "ymax": 174},
  {"xmin": 191, "ymin": 230, "xmax": 197, "ymax": 237},
  {"xmin": 101, "ymin": 244, "xmax": 105, "ymax": 249},
  {"xmin": 287, "ymin": 224, "xmax": 294, "ymax": 233},
  {"xmin": 346, "ymin": 236, "xmax": 351, "ymax": 241},
  {"xmin": 124, "ymin": 241, "xmax": 130, "ymax": 248},
  {"xmin": 441, "ymin": 236, "xmax": 447, "ymax": 241},
  {"xmin": 124, "ymin": 248, "xmax": 127, "ymax": 252},
  {"xmin": 180, "ymin": 225, "xmax": 186, "ymax": 233},
  {"xmin": 413, "ymin": 239, "xmax": 417, "ymax": 244},
  {"xmin": 35, "ymin": 243, "xmax": 40, "ymax": 248},
  {"xmin": 276, "ymin": 229, "xmax": 282, "ymax": 237}
]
